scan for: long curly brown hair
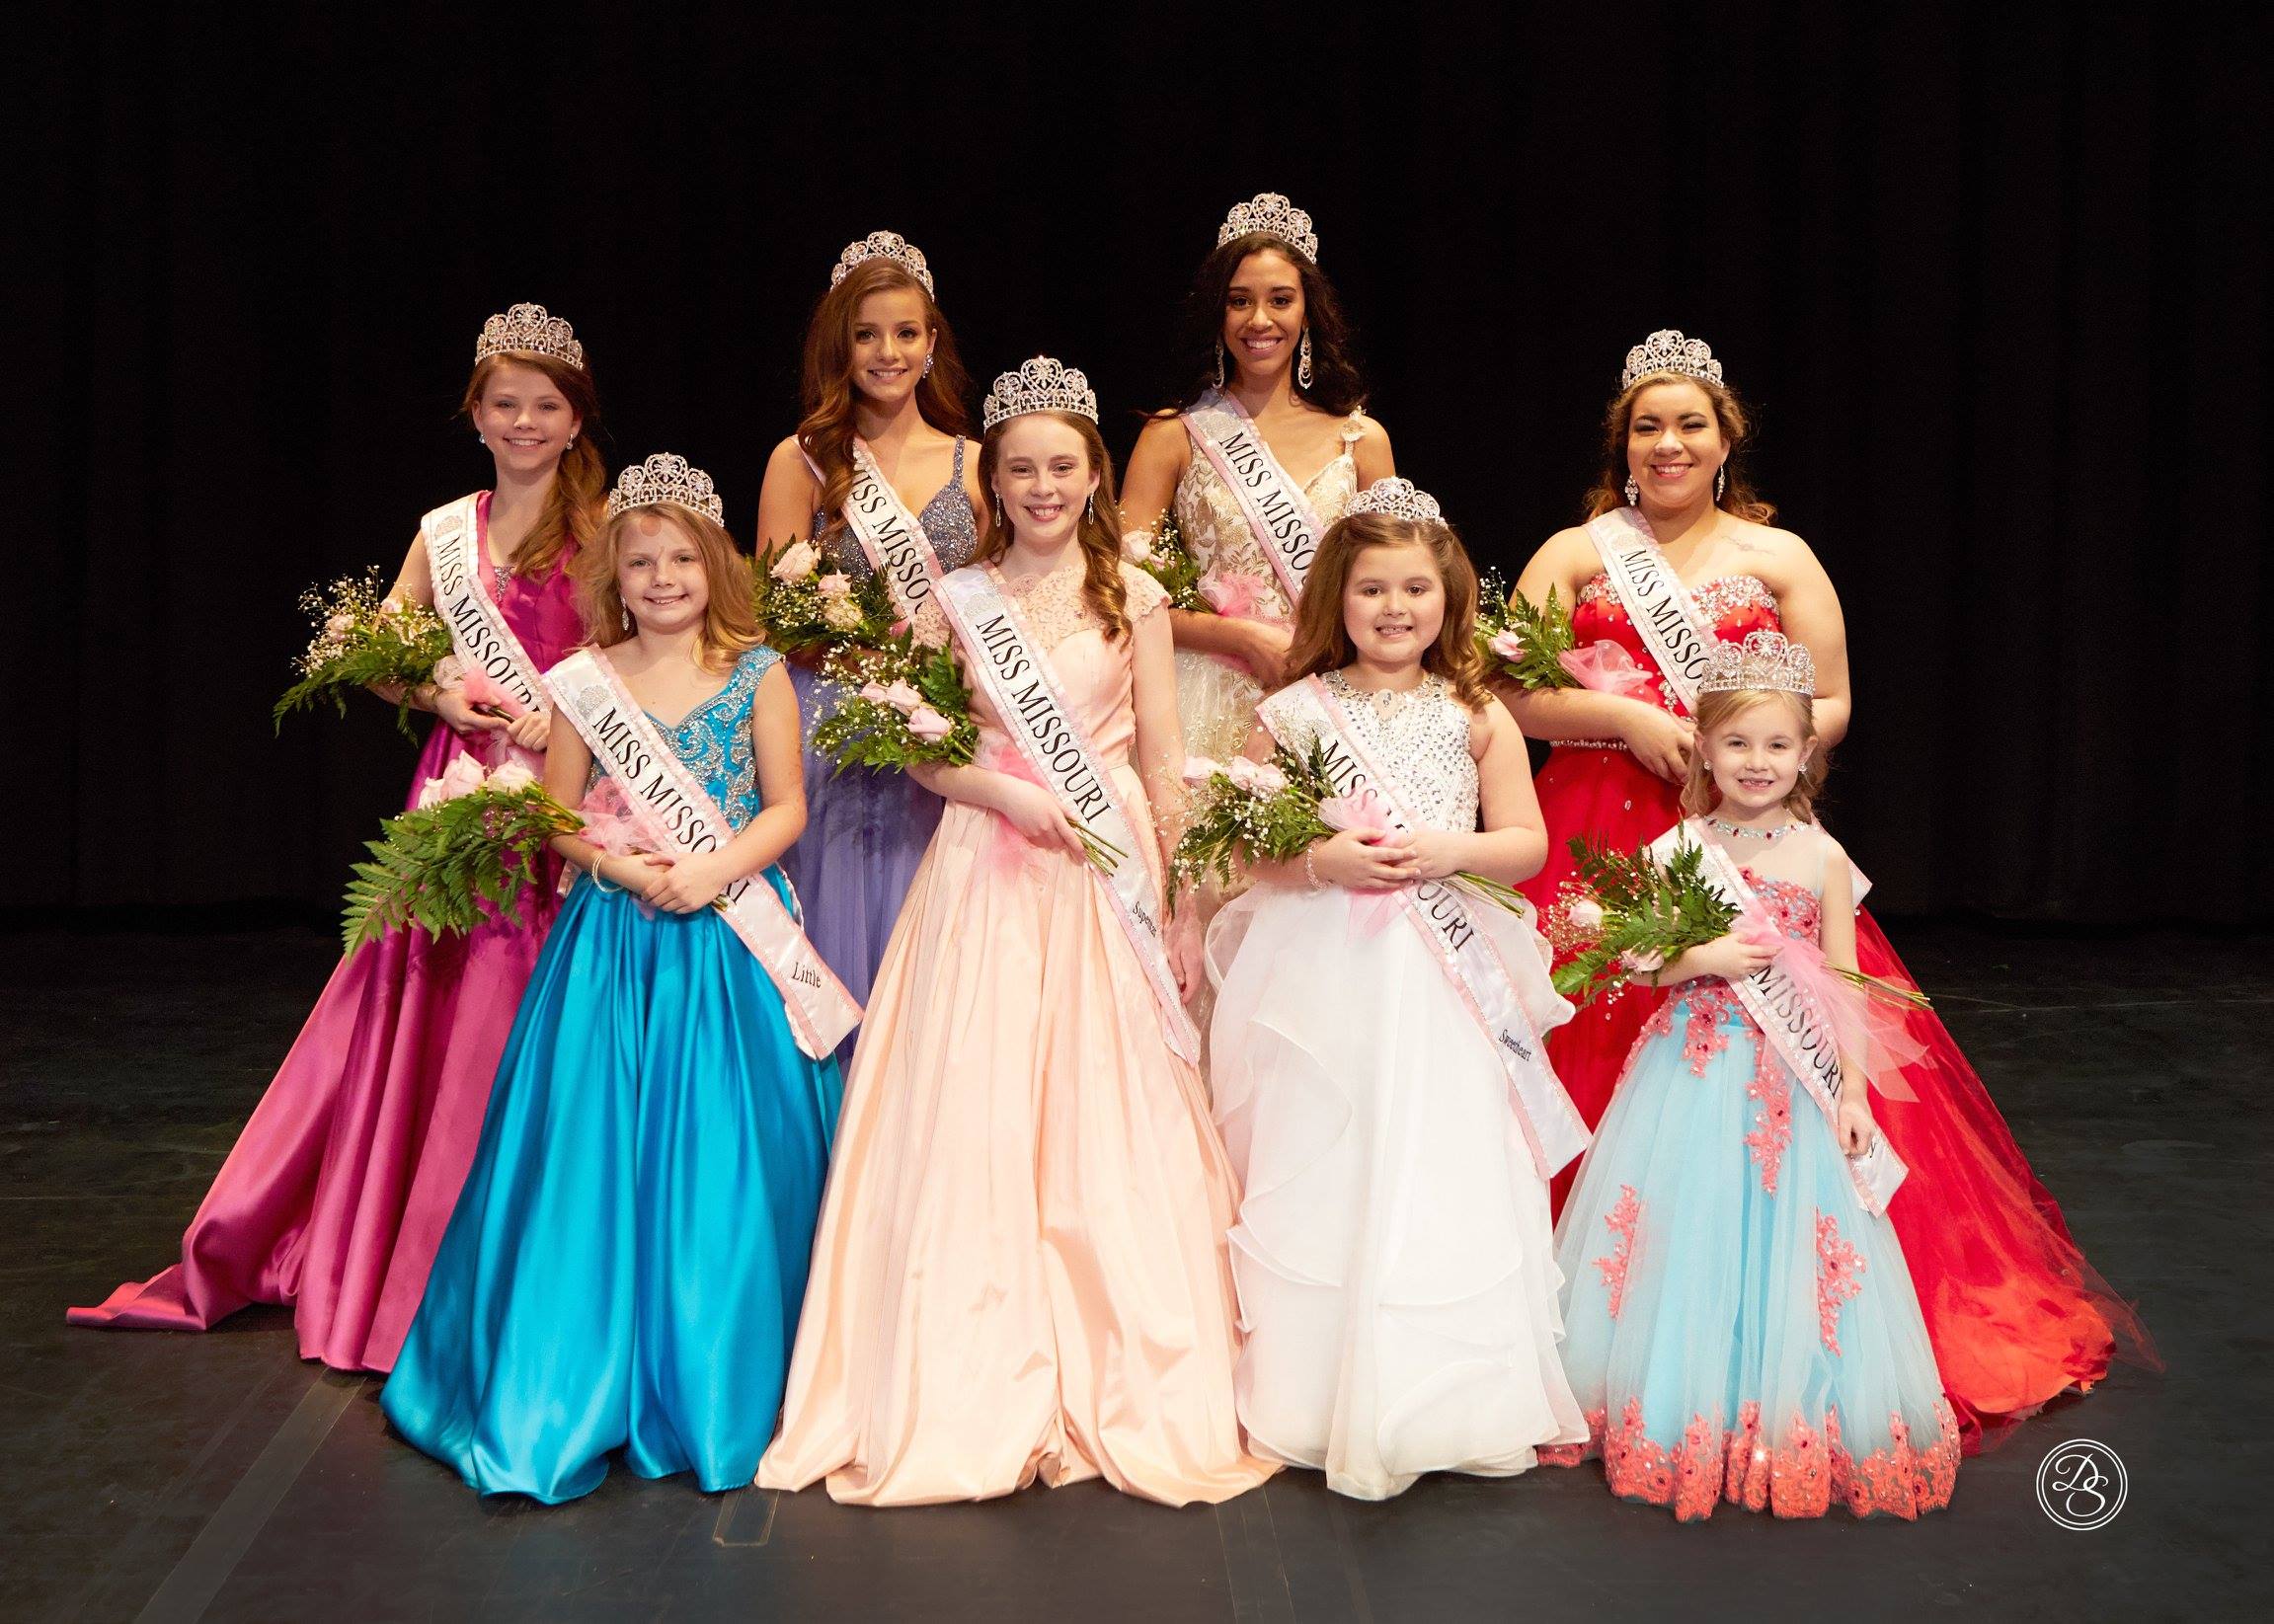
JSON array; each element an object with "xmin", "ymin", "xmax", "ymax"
[
  {"xmin": 576, "ymin": 503, "xmax": 761, "ymax": 671},
  {"xmin": 1582, "ymin": 371, "xmax": 1775, "ymax": 524},
  {"xmin": 1285, "ymin": 511, "xmax": 1492, "ymax": 710},
  {"xmin": 458, "ymin": 352, "xmax": 605, "ymax": 580},
  {"xmin": 796, "ymin": 260, "xmax": 974, "ymax": 521},
  {"xmin": 975, "ymin": 410, "xmax": 1133, "ymax": 643},
  {"xmin": 1154, "ymin": 232, "xmax": 1368, "ymax": 418}
]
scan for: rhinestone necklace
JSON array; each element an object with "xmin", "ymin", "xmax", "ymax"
[{"xmin": 1704, "ymin": 813, "xmax": 1797, "ymax": 841}]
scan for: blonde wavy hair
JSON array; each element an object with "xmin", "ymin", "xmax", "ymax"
[
  {"xmin": 1681, "ymin": 687, "xmax": 1831, "ymax": 820},
  {"xmin": 576, "ymin": 503, "xmax": 760, "ymax": 670}
]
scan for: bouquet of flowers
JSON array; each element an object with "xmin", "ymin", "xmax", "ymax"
[
  {"xmin": 1171, "ymin": 736, "xmax": 1529, "ymax": 915},
  {"xmin": 752, "ymin": 539, "xmax": 897, "ymax": 656},
  {"xmin": 1474, "ymin": 574, "xmax": 1580, "ymax": 690},
  {"xmin": 1546, "ymin": 835, "xmax": 1935, "ymax": 1020},
  {"xmin": 339, "ymin": 758, "xmax": 583, "ymax": 954},
  {"xmin": 274, "ymin": 569, "xmax": 455, "ymax": 738},
  {"xmin": 1123, "ymin": 510, "xmax": 1210, "ymax": 614},
  {"xmin": 1544, "ymin": 835, "xmax": 1739, "ymax": 1008}
]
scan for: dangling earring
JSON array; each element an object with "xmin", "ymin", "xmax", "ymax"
[
  {"xmin": 1213, "ymin": 346, "xmax": 1225, "ymax": 390},
  {"xmin": 1085, "ymin": 494, "xmax": 1095, "ymax": 522},
  {"xmin": 1715, "ymin": 465, "xmax": 1727, "ymax": 502},
  {"xmin": 992, "ymin": 498, "xmax": 1005, "ymax": 531},
  {"xmin": 1296, "ymin": 329, "xmax": 1313, "ymax": 390},
  {"xmin": 922, "ymin": 354, "xmax": 933, "ymax": 378},
  {"xmin": 620, "ymin": 603, "xmax": 631, "ymax": 632},
  {"xmin": 1624, "ymin": 474, "xmax": 1640, "ymax": 506}
]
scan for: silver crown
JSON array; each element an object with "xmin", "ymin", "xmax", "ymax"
[
  {"xmin": 1217, "ymin": 192, "xmax": 1319, "ymax": 263},
  {"xmin": 981, "ymin": 355, "xmax": 1097, "ymax": 429},
  {"xmin": 1620, "ymin": 328, "xmax": 1724, "ymax": 390},
  {"xmin": 605, "ymin": 453, "xmax": 725, "ymax": 523},
  {"xmin": 1700, "ymin": 631, "xmax": 1815, "ymax": 696},
  {"xmin": 1346, "ymin": 477, "xmax": 1443, "ymax": 526},
  {"xmin": 830, "ymin": 230, "xmax": 935, "ymax": 295},
  {"xmin": 475, "ymin": 302, "xmax": 585, "ymax": 370}
]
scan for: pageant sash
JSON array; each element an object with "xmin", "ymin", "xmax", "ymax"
[
  {"xmin": 1650, "ymin": 820, "xmax": 1907, "ymax": 1213},
  {"xmin": 933, "ymin": 565, "xmax": 1201, "ymax": 1063},
  {"xmin": 545, "ymin": 649, "xmax": 862, "ymax": 1060},
  {"xmin": 1587, "ymin": 508, "xmax": 1873, "ymax": 903},
  {"xmin": 1585, "ymin": 507, "xmax": 1714, "ymax": 716},
  {"xmin": 1267, "ymin": 677, "xmax": 1592, "ymax": 1180},
  {"xmin": 806, "ymin": 440, "xmax": 951, "ymax": 622},
  {"xmin": 1182, "ymin": 389, "xmax": 1324, "ymax": 604},
  {"xmin": 424, "ymin": 495, "xmax": 548, "ymax": 717}
]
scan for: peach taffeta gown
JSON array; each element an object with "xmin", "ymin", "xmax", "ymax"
[{"xmin": 758, "ymin": 560, "xmax": 1274, "ymax": 1507}]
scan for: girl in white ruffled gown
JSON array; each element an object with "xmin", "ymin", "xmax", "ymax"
[{"xmin": 1206, "ymin": 481, "xmax": 1588, "ymax": 1500}]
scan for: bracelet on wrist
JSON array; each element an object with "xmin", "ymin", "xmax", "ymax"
[
  {"xmin": 588, "ymin": 852, "xmax": 621, "ymax": 893},
  {"xmin": 1303, "ymin": 847, "xmax": 1324, "ymax": 892}
]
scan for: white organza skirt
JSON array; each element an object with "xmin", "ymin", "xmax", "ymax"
[{"xmin": 1206, "ymin": 883, "xmax": 1587, "ymax": 1499}]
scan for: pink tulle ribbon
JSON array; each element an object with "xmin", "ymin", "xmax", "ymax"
[
  {"xmin": 576, "ymin": 778, "xmax": 653, "ymax": 860},
  {"xmin": 1199, "ymin": 572, "xmax": 1272, "ymax": 621},
  {"xmin": 1735, "ymin": 908, "xmax": 1924, "ymax": 1099},
  {"xmin": 1317, "ymin": 787, "xmax": 1406, "ymax": 938},
  {"xmin": 1557, "ymin": 640, "xmax": 1659, "ymax": 700}
]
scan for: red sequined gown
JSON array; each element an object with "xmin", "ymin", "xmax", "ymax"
[{"xmin": 1520, "ymin": 570, "xmax": 2153, "ymax": 1450}]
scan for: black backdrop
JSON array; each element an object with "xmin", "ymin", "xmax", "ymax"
[{"xmin": 14, "ymin": 3, "xmax": 2270, "ymax": 923}]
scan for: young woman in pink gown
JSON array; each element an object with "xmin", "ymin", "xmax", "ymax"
[
  {"xmin": 759, "ymin": 358, "xmax": 1272, "ymax": 1507},
  {"xmin": 1505, "ymin": 330, "xmax": 2153, "ymax": 1447},
  {"xmin": 69, "ymin": 305, "xmax": 601, "ymax": 1372}
]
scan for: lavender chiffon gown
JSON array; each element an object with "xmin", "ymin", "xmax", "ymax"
[{"xmin": 779, "ymin": 440, "xmax": 978, "ymax": 1044}]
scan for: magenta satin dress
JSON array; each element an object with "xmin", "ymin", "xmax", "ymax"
[{"xmin": 70, "ymin": 498, "xmax": 585, "ymax": 1371}]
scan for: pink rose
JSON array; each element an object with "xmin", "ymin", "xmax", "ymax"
[
  {"xmin": 883, "ymin": 680, "xmax": 923, "ymax": 714},
  {"xmin": 486, "ymin": 759, "xmax": 537, "ymax": 793},
  {"xmin": 1249, "ymin": 763, "xmax": 1289, "ymax": 797},
  {"xmin": 769, "ymin": 541, "xmax": 821, "ymax": 582},
  {"xmin": 1568, "ymin": 897, "xmax": 1605, "ymax": 931},
  {"xmin": 418, "ymin": 751, "xmax": 490, "ymax": 807},
  {"xmin": 818, "ymin": 572, "xmax": 853, "ymax": 599},
  {"xmin": 1121, "ymin": 530, "xmax": 1154, "ymax": 562},
  {"xmin": 905, "ymin": 705, "xmax": 953, "ymax": 743},
  {"xmin": 859, "ymin": 681, "xmax": 891, "ymax": 705},
  {"xmin": 889, "ymin": 618, "xmax": 909, "ymax": 640},
  {"xmin": 1180, "ymin": 755, "xmax": 1224, "ymax": 784},
  {"xmin": 1488, "ymin": 629, "xmax": 1527, "ymax": 663},
  {"xmin": 325, "ymin": 611, "xmax": 354, "ymax": 634},
  {"xmin": 1225, "ymin": 756, "xmax": 1263, "ymax": 791}
]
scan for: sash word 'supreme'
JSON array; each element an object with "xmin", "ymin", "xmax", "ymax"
[
  {"xmin": 1271, "ymin": 676, "xmax": 1591, "ymax": 1180},
  {"xmin": 933, "ymin": 566, "xmax": 1201, "ymax": 1063},
  {"xmin": 1183, "ymin": 389, "xmax": 1325, "ymax": 606},
  {"xmin": 1652, "ymin": 821, "xmax": 1907, "ymax": 1213},
  {"xmin": 546, "ymin": 649, "xmax": 862, "ymax": 1061},
  {"xmin": 424, "ymin": 495, "xmax": 548, "ymax": 716}
]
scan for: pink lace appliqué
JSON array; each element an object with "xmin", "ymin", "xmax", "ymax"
[
  {"xmin": 1743, "ymin": 1045, "xmax": 1793, "ymax": 1195},
  {"xmin": 1595, "ymin": 1186, "xmax": 1642, "ymax": 1319},
  {"xmin": 1815, "ymin": 1211, "xmax": 1867, "ymax": 1355},
  {"xmin": 1663, "ymin": 980, "xmax": 1738, "ymax": 1075},
  {"xmin": 1542, "ymin": 1396, "xmax": 1961, "ymax": 1521}
]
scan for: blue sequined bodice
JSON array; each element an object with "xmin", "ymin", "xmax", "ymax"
[
  {"xmin": 816, "ymin": 438, "xmax": 980, "ymax": 580},
  {"xmin": 601, "ymin": 647, "xmax": 780, "ymax": 829}
]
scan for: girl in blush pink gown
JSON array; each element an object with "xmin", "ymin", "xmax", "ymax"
[
  {"xmin": 759, "ymin": 362, "xmax": 1272, "ymax": 1507},
  {"xmin": 69, "ymin": 306, "xmax": 601, "ymax": 1372}
]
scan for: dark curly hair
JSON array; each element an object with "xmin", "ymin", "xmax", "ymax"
[{"xmin": 1153, "ymin": 232, "xmax": 1368, "ymax": 418}]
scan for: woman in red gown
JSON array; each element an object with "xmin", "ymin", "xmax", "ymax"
[{"xmin": 1505, "ymin": 331, "xmax": 2153, "ymax": 1449}]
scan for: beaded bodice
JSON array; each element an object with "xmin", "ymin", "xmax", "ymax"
[
  {"xmin": 1573, "ymin": 571, "xmax": 1781, "ymax": 718},
  {"xmin": 592, "ymin": 647, "xmax": 780, "ymax": 830},
  {"xmin": 814, "ymin": 438, "xmax": 980, "ymax": 581},
  {"xmin": 1744, "ymin": 872, "xmax": 1823, "ymax": 942},
  {"xmin": 1171, "ymin": 418, "xmax": 1363, "ymax": 621},
  {"xmin": 1316, "ymin": 670, "xmax": 1478, "ymax": 832}
]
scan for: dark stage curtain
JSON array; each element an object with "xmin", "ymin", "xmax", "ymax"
[{"xmin": 14, "ymin": 4, "xmax": 2270, "ymax": 921}]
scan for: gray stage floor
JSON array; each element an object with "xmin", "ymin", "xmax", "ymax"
[{"xmin": 3, "ymin": 918, "xmax": 2263, "ymax": 1623}]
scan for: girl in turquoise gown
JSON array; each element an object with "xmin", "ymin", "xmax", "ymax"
[{"xmin": 383, "ymin": 455, "xmax": 844, "ymax": 1503}]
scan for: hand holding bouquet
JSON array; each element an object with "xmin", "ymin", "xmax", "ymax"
[
  {"xmin": 274, "ymin": 569, "xmax": 455, "ymax": 738},
  {"xmin": 340, "ymin": 759, "xmax": 583, "ymax": 953},
  {"xmin": 1122, "ymin": 510, "xmax": 1210, "ymax": 613},
  {"xmin": 1545, "ymin": 835, "xmax": 1741, "ymax": 1008},
  {"xmin": 1475, "ymin": 576, "xmax": 1661, "ymax": 701}
]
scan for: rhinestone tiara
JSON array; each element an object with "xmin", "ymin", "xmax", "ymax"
[
  {"xmin": 1217, "ymin": 192, "xmax": 1318, "ymax": 263},
  {"xmin": 1700, "ymin": 631, "xmax": 1814, "ymax": 696},
  {"xmin": 475, "ymin": 302, "xmax": 585, "ymax": 370},
  {"xmin": 981, "ymin": 355, "xmax": 1097, "ymax": 429},
  {"xmin": 605, "ymin": 453, "xmax": 725, "ymax": 524},
  {"xmin": 830, "ymin": 230, "xmax": 935, "ymax": 295},
  {"xmin": 1621, "ymin": 328, "xmax": 1723, "ymax": 390},
  {"xmin": 1346, "ymin": 477, "xmax": 1444, "ymax": 526}
]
